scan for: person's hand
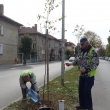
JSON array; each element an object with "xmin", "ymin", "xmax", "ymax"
[
  {"xmin": 81, "ymin": 69, "xmax": 86, "ymax": 73},
  {"xmin": 37, "ymin": 93, "xmax": 40, "ymax": 99},
  {"xmin": 65, "ymin": 63, "xmax": 72, "ymax": 66},
  {"xmin": 83, "ymin": 69, "xmax": 87, "ymax": 73},
  {"xmin": 26, "ymin": 88, "xmax": 28, "ymax": 93},
  {"xmin": 80, "ymin": 67, "xmax": 87, "ymax": 73}
]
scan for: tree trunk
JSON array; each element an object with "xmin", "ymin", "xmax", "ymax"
[
  {"xmin": 23, "ymin": 54, "xmax": 27, "ymax": 65},
  {"xmin": 60, "ymin": 54, "xmax": 61, "ymax": 61},
  {"xmin": 49, "ymin": 53, "xmax": 52, "ymax": 61}
]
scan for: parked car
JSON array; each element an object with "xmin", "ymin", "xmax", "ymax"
[
  {"xmin": 108, "ymin": 57, "xmax": 110, "ymax": 61},
  {"xmin": 69, "ymin": 57, "xmax": 75, "ymax": 62},
  {"xmin": 105, "ymin": 57, "xmax": 109, "ymax": 61}
]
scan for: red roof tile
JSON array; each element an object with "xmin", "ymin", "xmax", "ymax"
[
  {"xmin": 18, "ymin": 27, "xmax": 45, "ymax": 36},
  {"xmin": 19, "ymin": 26, "xmax": 61, "ymax": 42}
]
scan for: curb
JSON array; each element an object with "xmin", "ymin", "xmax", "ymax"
[{"xmin": 0, "ymin": 61, "xmax": 61, "ymax": 70}]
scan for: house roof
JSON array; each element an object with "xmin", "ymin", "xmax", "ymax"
[
  {"xmin": 65, "ymin": 42, "xmax": 76, "ymax": 46},
  {"xmin": 45, "ymin": 34, "xmax": 61, "ymax": 42},
  {"xmin": 19, "ymin": 27, "xmax": 61, "ymax": 42},
  {"xmin": 0, "ymin": 15, "xmax": 23, "ymax": 26},
  {"xmin": 18, "ymin": 27, "xmax": 46, "ymax": 38},
  {"xmin": 59, "ymin": 39, "xmax": 67, "ymax": 43},
  {"xmin": 19, "ymin": 27, "xmax": 39, "ymax": 34}
]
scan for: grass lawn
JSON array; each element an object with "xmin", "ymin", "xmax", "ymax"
[{"xmin": 3, "ymin": 66, "xmax": 79, "ymax": 110}]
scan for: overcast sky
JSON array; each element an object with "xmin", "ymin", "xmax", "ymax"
[{"xmin": 1, "ymin": 0, "xmax": 110, "ymax": 45}]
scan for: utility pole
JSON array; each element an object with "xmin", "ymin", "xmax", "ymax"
[
  {"xmin": 46, "ymin": 29, "xmax": 49, "ymax": 103},
  {"xmin": 61, "ymin": 0, "xmax": 65, "ymax": 85}
]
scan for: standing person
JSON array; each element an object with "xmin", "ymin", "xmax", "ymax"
[
  {"xmin": 19, "ymin": 70, "xmax": 40, "ymax": 101},
  {"xmin": 65, "ymin": 37, "xmax": 99, "ymax": 110}
]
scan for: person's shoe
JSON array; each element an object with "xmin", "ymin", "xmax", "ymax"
[
  {"xmin": 75, "ymin": 105, "xmax": 87, "ymax": 109},
  {"xmin": 22, "ymin": 98, "xmax": 26, "ymax": 101}
]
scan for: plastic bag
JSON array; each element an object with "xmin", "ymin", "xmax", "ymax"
[{"xmin": 27, "ymin": 89, "xmax": 40, "ymax": 102}]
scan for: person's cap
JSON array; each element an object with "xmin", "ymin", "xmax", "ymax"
[{"xmin": 80, "ymin": 37, "xmax": 88, "ymax": 45}]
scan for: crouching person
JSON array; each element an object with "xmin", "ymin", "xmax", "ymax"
[{"xmin": 19, "ymin": 70, "xmax": 40, "ymax": 101}]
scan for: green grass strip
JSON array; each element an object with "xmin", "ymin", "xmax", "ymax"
[{"xmin": 4, "ymin": 66, "xmax": 79, "ymax": 110}]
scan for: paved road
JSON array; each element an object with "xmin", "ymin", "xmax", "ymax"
[
  {"xmin": 0, "ymin": 61, "xmax": 72, "ymax": 110},
  {"xmin": 93, "ymin": 60, "xmax": 110, "ymax": 110},
  {"xmin": 0, "ymin": 60, "xmax": 110, "ymax": 110}
]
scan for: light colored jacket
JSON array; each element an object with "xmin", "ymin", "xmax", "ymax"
[{"xmin": 19, "ymin": 70, "xmax": 39, "ymax": 92}]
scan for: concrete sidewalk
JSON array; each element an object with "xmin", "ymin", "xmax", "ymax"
[{"xmin": 0, "ymin": 60, "xmax": 62, "ymax": 69}]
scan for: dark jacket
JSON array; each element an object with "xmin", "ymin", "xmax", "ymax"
[{"xmin": 73, "ymin": 45, "xmax": 99, "ymax": 77}]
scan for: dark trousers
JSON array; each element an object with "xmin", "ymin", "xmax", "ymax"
[
  {"xmin": 21, "ymin": 84, "xmax": 35, "ymax": 99},
  {"xmin": 79, "ymin": 76, "xmax": 94, "ymax": 109}
]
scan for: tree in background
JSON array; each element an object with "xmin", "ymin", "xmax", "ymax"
[
  {"xmin": 70, "ymin": 50, "xmax": 75, "ymax": 56},
  {"xmin": 97, "ymin": 46, "xmax": 106, "ymax": 57},
  {"xmin": 19, "ymin": 34, "xmax": 33, "ymax": 65},
  {"xmin": 37, "ymin": 0, "xmax": 62, "ymax": 103},
  {"xmin": 37, "ymin": 0, "xmax": 62, "ymax": 63},
  {"xmin": 72, "ymin": 25, "xmax": 85, "ymax": 43},
  {"xmin": 37, "ymin": 0, "xmax": 62, "ymax": 34},
  {"xmin": 75, "ymin": 44, "xmax": 81, "ymax": 57},
  {"xmin": 65, "ymin": 49, "xmax": 71, "ymax": 59},
  {"xmin": 107, "ymin": 36, "xmax": 110, "ymax": 44},
  {"xmin": 84, "ymin": 31, "xmax": 102, "ymax": 48},
  {"xmin": 59, "ymin": 48, "xmax": 62, "ymax": 60},
  {"xmin": 106, "ymin": 36, "xmax": 110, "ymax": 56},
  {"xmin": 72, "ymin": 25, "xmax": 85, "ymax": 56},
  {"xmin": 49, "ymin": 48, "xmax": 54, "ymax": 61}
]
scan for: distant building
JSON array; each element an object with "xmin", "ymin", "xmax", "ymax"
[
  {"xmin": 65, "ymin": 41, "xmax": 76, "ymax": 56},
  {"xmin": 0, "ymin": 4, "xmax": 23, "ymax": 64},
  {"xmin": 18, "ymin": 25, "xmax": 61, "ymax": 63}
]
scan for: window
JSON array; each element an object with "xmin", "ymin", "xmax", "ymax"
[
  {"xmin": 0, "ymin": 25, "xmax": 3, "ymax": 35},
  {"xmin": 0, "ymin": 44, "xmax": 3, "ymax": 54},
  {"xmin": 42, "ymin": 49, "xmax": 45, "ymax": 54},
  {"xmin": 26, "ymin": 54, "xmax": 30, "ymax": 59},
  {"xmin": 55, "ymin": 43, "xmax": 58, "ymax": 47},
  {"xmin": 33, "ymin": 43, "xmax": 36, "ymax": 49},
  {"xmin": 48, "ymin": 44, "xmax": 50, "ymax": 48},
  {"xmin": 34, "ymin": 38, "xmax": 37, "ymax": 41},
  {"xmin": 42, "ymin": 40, "xmax": 45, "ymax": 45},
  {"xmin": 54, "ymin": 50, "xmax": 56, "ymax": 55}
]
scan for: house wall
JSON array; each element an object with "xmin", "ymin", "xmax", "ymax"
[
  {"xmin": 50, "ymin": 39, "xmax": 60, "ymax": 60},
  {"xmin": 36, "ymin": 34, "xmax": 46, "ymax": 61},
  {"xmin": 18, "ymin": 34, "xmax": 46, "ymax": 62},
  {"xmin": 0, "ymin": 19, "xmax": 19, "ymax": 64}
]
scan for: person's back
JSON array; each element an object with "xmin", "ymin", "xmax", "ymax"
[{"xmin": 19, "ymin": 70, "xmax": 40, "ymax": 101}]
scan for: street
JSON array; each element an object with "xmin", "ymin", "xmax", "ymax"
[
  {"xmin": 0, "ymin": 60, "xmax": 110, "ymax": 110},
  {"xmin": 0, "ymin": 61, "xmax": 72, "ymax": 110},
  {"xmin": 93, "ymin": 60, "xmax": 110, "ymax": 110}
]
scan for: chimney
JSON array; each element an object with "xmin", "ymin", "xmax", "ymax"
[
  {"xmin": 0, "ymin": 4, "xmax": 4, "ymax": 15},
  {"xmin": 32, "ymin": 24, "xmax": 37, "ymax": 31},
  {"xmin": 34, "ymin": 24, "xmax": 37, "ymax": 31}
]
